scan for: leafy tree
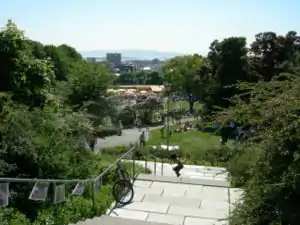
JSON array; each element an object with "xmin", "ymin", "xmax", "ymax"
[
  {"xmin": 145, "ymin": 71, "xmax": 163, "ymax": 85},
  {"xmin": 0, "ymin": 20, "xmax": 118, "ymax": 223},
  {"xmin": 66, "ymin": 61, "xmax": 115, "ymax": 125},
  {"xmin": 249, "ymin": 31, "xmax": 300, "ymax": 81},
  {"xmin": 115, "ymin": 72, "xmax": 137, "ymax": 85},
  {"xmin": 115, "ymin": 71, "xmax": 163, "ymax": 85},
  {"xmin": 135, "ymin": 95, "xmax": 163, "ymax": 125},
  {"xmin": 214, "ymin": 74, "xmax": 300, "ymax": 225},
  {"xmin": 202, "ymin": 37, "xmax": 252, "ymax": 116},
  {"xmin": 162, "ymin": 54, "xmax": 207, "ymax": 112},
  {"xmin": 0, "ymin": 21, "xmax": 55, "ymax": 109}
]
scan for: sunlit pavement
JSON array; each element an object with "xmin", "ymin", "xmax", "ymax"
[
  {"xmin": 131, "ymin": 161, "xmax": 228, "ymax": 181},
  {"xmin": 106, "ymin": 173, "xmax": 242, "ymax": 225},
  {"xmin": 95, "ymin": 117, "xmax": 197, "ymax": 149}
]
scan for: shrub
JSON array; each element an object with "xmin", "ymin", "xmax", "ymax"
[
  {"xmin": 117, "ymin": 107, "xmax": 136, "ymax": 127},
  {"xmin": 100, "ymin": 145, "xmax": 128, "ymax": 156},
  {"xmin": 0, "ymin": 208, "xmax": 31, "ymax": 225},
  {"xmin": 1, "ymin": 185, "xmax": 114, "ymax": 225},
  {"xmin": 226, "ymin": 146, "xmax": 259, "ymax": 188},
  {"xmin": 95, "ymin": 127, "xmax": 121, "ymax": 138}
]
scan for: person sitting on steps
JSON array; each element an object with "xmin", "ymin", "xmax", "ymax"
[{"xmin": 170, "ymin": 154, "xmax": 184, "ymax": 177}]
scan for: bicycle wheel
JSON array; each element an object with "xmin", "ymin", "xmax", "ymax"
[{"xmin": 112, "ymin": 179, "xmax": 134, "ymax": 205}]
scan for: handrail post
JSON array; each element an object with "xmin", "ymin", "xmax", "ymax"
[
  {"xmin": 161, "ymin": 160, "xmax": 164, "ymax": 176},
  {"xmin": 154, "ymin": 159, "xmax": 157, "ymax": 175},
  {"xmin": 132, "ymin": 145, "xmax": 136, "ymax": 178},
  {"xmin": 91, "ymin": 181, "xmax": 96, "ymax": 212},
  {"xmin": 145, "ymin": 159, "xmax": 148, "ymax": 173}
]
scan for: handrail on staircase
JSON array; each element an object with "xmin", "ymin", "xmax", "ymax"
[
  {"xmin": 0, "ymin": 142, "xmax": 140, "ymax": 209},
  {"xmin": 142, "ymin": 153, "xmax": 165, "ymax": 176}
]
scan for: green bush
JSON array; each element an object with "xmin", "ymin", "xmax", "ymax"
[
  {"xmin": 0, "ymin": 186, "xmax": 114, "ymax": 225},
  {"xmin": 100, "ymin": 145, "xmax": 128, "ymax": 156},
  {"xmin": 95, "ymin": 127, "xmax": 121, "ymax": 138},
  {"xmin": 0, "ymin": 208, "xmax": 31, "ymax": 225},
  {"xmin": 226, "ymin": 147, "xmax": 259, "ymax": 188},
  {"xmin": 117, "ymin": 107, "xmax": 136, "ymax": 127},
  {"xmin": 202, "ymin": 145, "xmax": 234, "ymax": 166}
]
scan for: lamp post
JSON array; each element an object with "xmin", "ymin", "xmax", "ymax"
[{"xmin": 164, "ymin": 83, "xmax": 171, "ymax": 151}]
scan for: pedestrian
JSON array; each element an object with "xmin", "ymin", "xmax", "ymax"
[
  {"xmin": 88, "ymin": 133, "xmax": 97, "ymax": 151},
  {"xmin": 160, "ymin": 125, "xmax": 166, "ymax": 138},
  {"xmin": 139, "ymin": 131, "xmax": 146, "ymax": 147}
]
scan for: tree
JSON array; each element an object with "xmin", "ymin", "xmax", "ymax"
[
  {"xmin": 0, "ymin": 21, "xmax": 55, "ymax": 109},
  {"xmin": 114, "ymin": 71, "xmax": 163, "ymax": 85},
  {"xmin": 162, "ymin": 54, "xmax": 207, "ymax": 112},
  {"xmin": 0, "ymin": 20, "xmax": 118, "ymax": 222},
  {"xmin": 202, "ymin": 37, "xmax": 252, "ymax": 116},
  {"xmin": 66, "ymin": 61, "xmax": 115, "ymax": 126},
  {"xmin": 145, "ymin": 71, "xmax": 163, "ymax": 85},
  {"xmin": 115, "ymin": 72, "xmax": 137, "ymax": 85},
  {"xmin": 135, "ymin": 95, "xmax": 163, "ymax": 125},
  {"xmin": 249, "ymin": 31, "xmax": 300, "ymax": 81},
  {"xmin": 214, "ymin": 74, "xmax": 300, "ymax": 225}
]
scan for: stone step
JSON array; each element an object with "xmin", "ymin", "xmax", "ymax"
[
  {"xmin": 97, "ymin": 215, "xmax": 172, "ymax": 225},
  {"xmin": 136, "ymin": 174, "xmax": 229, "ymax": 187},
  {"xmin": 109, "ymin": 207, "xmax": 229, "ymax": 225}
]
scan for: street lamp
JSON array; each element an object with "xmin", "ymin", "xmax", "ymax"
[{"xmin": 164, "ymin": 83, "xmax": 171, "ymax": 151}]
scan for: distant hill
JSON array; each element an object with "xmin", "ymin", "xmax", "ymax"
[{"xmin": 80, "ymin": 49, "xmax": 184, "ymax": 60}]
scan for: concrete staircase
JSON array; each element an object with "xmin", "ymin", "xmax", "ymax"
[
  {"xmin": 69, "ymin": 165, "xmax": 243, "ymax": 225},
  {"xmin": 70, "ymin": 215, "xmax": 171, "ymax": 225}
]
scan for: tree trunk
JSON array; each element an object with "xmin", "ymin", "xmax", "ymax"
[{"xmin": 188, "ymin": 93, "xmax": 194, "ymax": 113}]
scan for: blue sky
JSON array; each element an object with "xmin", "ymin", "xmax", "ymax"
[{"xmin": 0, "ymin": 0, "xmax": 299, "ymax": 54}]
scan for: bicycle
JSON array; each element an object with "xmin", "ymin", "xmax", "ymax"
[{"xmin": 112, "ymin": 163, "xmax": 134, "ymax": 205}]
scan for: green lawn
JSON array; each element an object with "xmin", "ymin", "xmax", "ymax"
[
  {"xmin": 164, "ymin": 101, "xmax": 202, "ymax": 111},
  {"xmin": 145, "ymin": 123, "xmax": 221, "ymax": 165}
]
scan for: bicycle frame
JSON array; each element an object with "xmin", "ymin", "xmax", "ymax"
[{"xmin": 115, "ymin": 163, "xmax": 129, "ymax": 181}]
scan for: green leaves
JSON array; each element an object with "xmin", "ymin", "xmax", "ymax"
[{"xmin": 214, "ymin": 74, "xmax": 300, "ymax": 224}]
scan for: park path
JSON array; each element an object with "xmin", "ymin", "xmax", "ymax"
[{"xmin": 95, "ymin": 117, "xmax": 197, "ymax": 149}]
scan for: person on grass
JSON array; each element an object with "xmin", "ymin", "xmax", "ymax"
[{"xmin": 170, "ymin": 154, "xmax": 184, "ymax": 177}]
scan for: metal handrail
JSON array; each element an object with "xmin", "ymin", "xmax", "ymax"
[
  {"xmin": 0, "ymin": 143, "xmax": 139, "ymax": 209},
  {"xmin": 142, "ymin": 153, "xmax": 165, "ymax": 176},
  {"xmin": 144, "ymin": 153, "xmax": 159, "ymax": 175}
]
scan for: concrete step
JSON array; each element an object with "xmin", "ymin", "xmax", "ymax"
[
  {"xmin": 136, "ymin": 173, "xmax": 230, "ymax": 187},
  {"xmin": 87, "ymin": 215, "xmax": 172, "ymax": 225},
  {"xmin": 105, "ymin": 178, "xmax": 233, "ymax": 225}
]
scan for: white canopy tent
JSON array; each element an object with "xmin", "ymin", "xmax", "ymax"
[{"xmin": 151, "ymin": 145, "xmax": 180, "ymax": 151}]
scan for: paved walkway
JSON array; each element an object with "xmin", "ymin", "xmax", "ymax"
[
  {"xmin": 95, "ymin": 118, "xmax": 197, "ymax": 149},
  {"xmin": 107, "ymin": 174, "xmax": 242, "ymax": 225}
]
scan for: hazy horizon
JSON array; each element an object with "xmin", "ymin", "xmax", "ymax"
[{"xmin": 1, "ymin": 0, "xmax": 299, "ymax": 55}]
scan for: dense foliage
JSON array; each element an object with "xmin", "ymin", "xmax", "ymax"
[
  {"xmin": 114, "ymin": 70, "xmax": 163, "ymax": 85},
  {"xmin": 0, "ymin": 21, "xmax": 122, "ymax": 224},
  {"xmin": 162, "ymin": 31, "xmax": 300, "ymax": 224}
]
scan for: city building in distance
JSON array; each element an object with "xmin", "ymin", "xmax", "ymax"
[
  {"xmin": 106, "ymin": 53, "xmax": 122, "ymax": 66},
  {"xmin": 86, "ymin": 57, "xmax": 97, "ymax": 63}
]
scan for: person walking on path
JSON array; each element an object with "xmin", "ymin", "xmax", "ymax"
[
  {"xmin": 160, "ymin": 125, "xmax": 166, "ymax": 138},
  {"xmin": 139, "ymin": 131, "xmax": 146, "ymax": 147}
]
